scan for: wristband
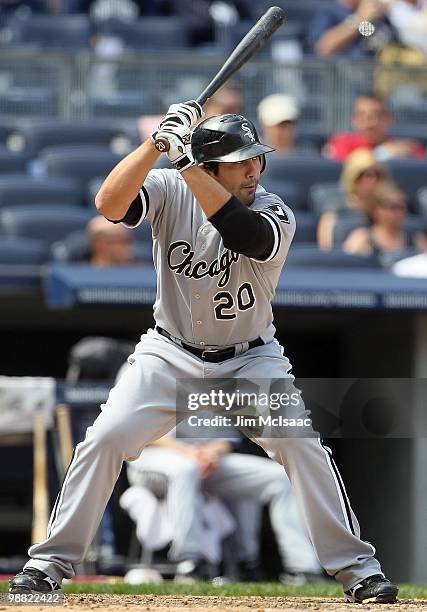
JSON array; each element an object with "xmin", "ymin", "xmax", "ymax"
[{"xmin": 344, "ymin": 14, "xmax": 360, "ymax": 30}]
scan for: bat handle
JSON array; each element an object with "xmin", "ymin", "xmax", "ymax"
[{"xmin": 154, "ymin": 136, "xmax": 170, "ymax": 153}]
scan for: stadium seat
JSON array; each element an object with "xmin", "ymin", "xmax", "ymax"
[
  {"xmin": 333, "ymin": 213, "xmax": 423, "ymax": 246},
  {"xmin": 263, "ymin": 156, "xmax": 342, "ymax": 204},
  {"xmin": 51, "ymin": 230, "xmax": 89, "ymax": 263},
  {"xmin": 0, "ymin": 205, "xmax": 94, "ymax": 244},
  {"xmin": 95, "ymin": 17, "xmax": 189, "ymax": 50},
  {"xmin": 260, "ymin": 178, "xmax": 306, "ymax": 210},
  {"xmin": 0, "ymin": 176, "xmax": 82, "ymax": 208},
  {"xmin": 0, "ymin": 147, "xmax": 28, "ymax": 174},
  {"xmin": 0, "ymin": 88, "xmax": 58, "ymax": 119},
  {"xmin": 308, "ymin": 182, "xmax": 347, "ymax": 216},
  {"xmin": 384, "ymin": 159, "xmax": 427, "ymax": 212},
  {"xmin": 293, "ymin": 211, "xmax": 317, "ymax": 243},
  {"xmin": 5, "ymin": 14, "xmax": 92, "ymax": 49},
  {"xmin": 286, "ymin": 244, "xmax": 380, "ymax": 268},
  {"xmin": 51, "ymin": 230, "xmax": 153, "ymax": 265},
  {"xmin": 297, "ymin": 126, "xmax": 330, "ymax": 153},
  {"xmin": 135, "ymin": 241, "xmax": 154, "ymax": 264},
  {"xmin": 216, "ymin": 20, "xmax": 302, "ymax": 54},
  {"xmin": 36, "ymin": 146, "xmax": 123, "ymax": 194},
  {"xmin": 333, "ymin": 214, "xmax": 368, "ymax": 246},
  {"xmin": 416, "ymin": 187, "xmax": 427, "ymax": 223},
  {"xmin": 16, "ymin": 120, "xmax": 131, "ymax": 158},
  {"xmin": 0, "ymin": 236, "xmax": 50, "ymax": 265},
  {"xmin": 88, "ymin": 95, "xmax": 151, "ymax": 120},
  {"xmin": 131, "ymin": 220, "xmax": 153, "ymax": 245}
]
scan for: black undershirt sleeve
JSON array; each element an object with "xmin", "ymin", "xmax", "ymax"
[
  {"xmin": 208, "ymin": 196, "xmax": 275, "ymax": 260},
  {"xmin": 106, "ymin": 194, "xmax": 143, "ymax": 226}
]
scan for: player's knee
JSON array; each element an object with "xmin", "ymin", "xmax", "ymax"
[{"xmin": 87, "ymin": 423, "xmax": 133, "ymax": 457}]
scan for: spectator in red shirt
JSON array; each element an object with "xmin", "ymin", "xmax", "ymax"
[{"xmin": 325, "ymin": 91, "xmax": 426, "ymax": 161}]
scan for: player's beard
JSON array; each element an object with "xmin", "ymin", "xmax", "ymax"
[{"xmin": 240, "ymin": 181, "xmax": 258, "ymax": 205}]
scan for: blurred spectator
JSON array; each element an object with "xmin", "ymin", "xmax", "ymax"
[
  {"xmin": 309, "ymin": 0, "xmax": 394, "ymax": 57},
  {"xmin": 257, "ymin": 94, "xmax": 299, "ymax": 155},
  {"xmin": 126, "ymin": 426, "xmax": 322, "ymax": 583},
  {"xmin": 342, "ymin": 180, "xmax": 419, "ymax": 256},
  {"xmin": 374, "ymin": 0, "xmax": 427, "ymax": 100},
  {"xmin": 386, "ymin": 0, "xmax": 427, "ymax": 54},
  {"xmin": 393, "ymin": 227, "xmax": 427, "ymax": 276},
  {"xmin": 75, "ymin": 0, "xmax": 173, "ymax": 17},
  {"xmin": 0, "ymin": 0, "xmax": 45, "ymax": 15},
  {"xmin": 87, "ymin": 215, "xmax": 135, "ymax": 266},
  {"xmin": 204, "ymin": 84, "xmax": 242, "ymax": 117},
  {"xmin": 171, "ymin": 0, "xmax": 252, "ymax": 47},
  {"xmin": 325, "ymin": 91, "xmax": 426, "ymax": 161},
  {"xmin": 317, "ymin": 148, "xmax": 390, "ymax": 250}
]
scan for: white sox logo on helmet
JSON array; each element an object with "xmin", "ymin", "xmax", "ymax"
[{"xmin": 241, "ymin": 122, "xmax": 255, "ymax": 142}]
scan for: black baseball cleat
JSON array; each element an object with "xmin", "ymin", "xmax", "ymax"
[
  {"xmin": 9, "ymin": 568, "xmax": 61, "ymax": 594},
  {"xmin": 344, "ymin": 574, "xmax": 398, "ymax": 604}
]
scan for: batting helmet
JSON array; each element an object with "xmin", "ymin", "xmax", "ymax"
[{"xmin": 191, "ymin": 114, "xmax": 274, "ymax": 172}]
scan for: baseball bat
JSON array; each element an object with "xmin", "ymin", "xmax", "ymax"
[
  {"xmin": 154, "ymin": 6, "xmax": 285, "ymax": 153},
  {"xmin": 56, "ymin": 404, "xmax": 74, "ymax": 476},
  {"xmin": 32, "ymin": 411, "xmax": 49, "ymax": 543}
]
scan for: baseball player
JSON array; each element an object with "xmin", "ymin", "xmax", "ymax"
[{"xmin": 10, "ymin": 102, "xmax": 398, "ymax": 604}]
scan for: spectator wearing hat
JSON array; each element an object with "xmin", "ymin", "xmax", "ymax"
[
  {"xmin": 317, "ymin": 148, "xmax": 390, "ymax": 250},
  {"xmin": 343, "ymin": 180, "xmax": 421, "ymax": 258},
  {"xmin": 257, "ymin": 94, "xmax": 300, "ymax": 156}
]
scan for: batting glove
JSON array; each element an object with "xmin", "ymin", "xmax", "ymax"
[
  {"xmin": 152, "ymin": 122, "xmax": 195, "ymax": 173},
  {"xmin": 160, "ymin": 100, "xmax": 204, "ymax": 130}
]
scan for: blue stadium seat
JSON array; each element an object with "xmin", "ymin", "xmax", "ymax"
[
  {"xmin": 333, "ymin": 214, "xmax": 369, "ymax": 246},
  {"xmin": 0, "ymin": 176, "xmax": 82, "ymax": 208},
  {"xmin": 333, "ymin": 213, "xmax": 423, "ymax": 246},
  {"xmin": 260, "ymin": 178, "xmax": 306, "ymax": 210},
  {"xmin": 308, "ymin": 182, "xmax": 347, "ymax": 215},
  {"xmin": 0, "ymin": 147, "xmax": 28, "ymax": 174},
  {"xmin": 0, "ymin": 205, "xmax": 93, "ymax": 244},
  {"xmin": 0, "ymin": 236, "xmax": 50, "ymax": 264},
  {"xmin": 216, "ymin": 20, "xmax": 302, "ymax": 54},
  {"xmin": 416, "ymin": 187, "xmax": 427, "ymax": 223},
  {"xmin": 263, "ymin": 155, "xmax": 342, "ymax": 204},
  {"xmin": 51, "ymin": 230, "xmax": 153, "ymax": 264},
  {"xmin": 51, "ymin": 230, "xmax": 89, "ymax": 263},
  {"xmin": 88, "ymin": 95, "xmax": 150, "ymax": 120},
  {"xmin": 95, "ymin": 17, "xmax": 189, "ymax": 50},
  {"xmin": 135, "ymin": 241, "xmax": 154, "ymax": 264},
  {"xmin": 0, "ymin": 88, "xmax": 58, "ymax": 118},
  {"xmin": 5, "ymin": 14, "xmax": 92, "ymax": 49},
  {"xmin": 36, "ymin": 146, "xmax": 123, "ymax": 194},
  {"xmin": 0, "ymin": 122, "xmax": 19, "ymax": 147},
  {"xmin": 17, "ymin": 120, "xmax": 131, "ymax": 158},
  {"xmin": 286, "ymin": 244, "xmax": 380, "ymax": 268},
  {"xmin": 293, "ymin": 211, "xmax": 317, "ymax": 243},
  {"xmin": 131, "ymin": 220, "xmax": 153, "ymax": 244},
  {"xmin": 385, "ymin": 158, "xmax": 427, "ymax": 212}
]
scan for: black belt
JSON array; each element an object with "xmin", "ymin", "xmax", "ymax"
[{"xmin": 156, "ymin": 326, "xmax": 264, "ymax": 363}]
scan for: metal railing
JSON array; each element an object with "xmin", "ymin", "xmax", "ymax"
[{"xmin": 0, "ymin": 50, "xmax": 426, "ymax": 136}]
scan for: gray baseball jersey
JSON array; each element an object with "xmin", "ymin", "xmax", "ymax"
[{"xmin": 127, "ymin": 169, "xmax": 296, "ymax": 347}]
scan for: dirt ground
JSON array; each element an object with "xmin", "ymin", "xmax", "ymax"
[{"xmin": 3, "ymin": 594, "xmax": 427, "ymax": 612}]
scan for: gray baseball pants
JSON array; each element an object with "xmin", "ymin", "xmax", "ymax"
[{"xmin": 26, "ymin": 329, "xmax": 383, "ymax": 591}]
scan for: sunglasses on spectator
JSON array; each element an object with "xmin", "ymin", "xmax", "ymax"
[
  {"xmin": 357, "ymin": 168, "xmax": 384, "ymax": 179},
  {"xmin": 379, "ymin": 203, "xmax": 407, "ymax": 211}
]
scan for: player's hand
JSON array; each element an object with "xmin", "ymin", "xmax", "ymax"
[
  {"xmin": 151, "ymin": 122, "xmax": 195, "ymax": 173},
  {"xmin": 160, "ymin": 100, "xmax": 204, "ymax": 130}
]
